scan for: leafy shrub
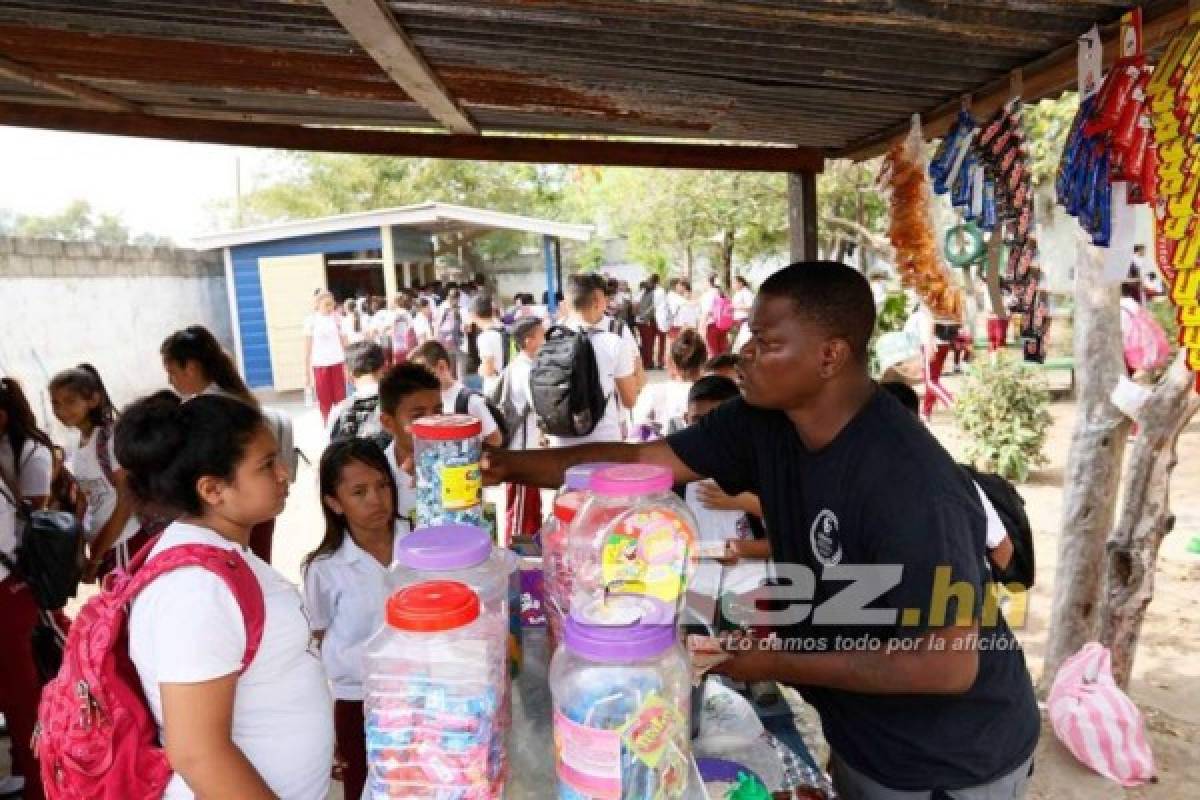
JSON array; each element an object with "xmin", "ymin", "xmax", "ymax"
[{"xmin": 954, "ymin": 354, "xmax": 1052, "ymax": 482}]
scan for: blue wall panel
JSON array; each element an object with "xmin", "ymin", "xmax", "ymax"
[{"xmin": 229, "ymin": 228, "xmax": 382, "ymax": 388}]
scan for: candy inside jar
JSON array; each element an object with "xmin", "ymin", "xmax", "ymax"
[
  {"xmin": 412, "ymin": 414, "xmax": 484, "ymax": 528},
  {"xmin": 550, "ymin": 596, "xmax": 691, "ymax": 800}
]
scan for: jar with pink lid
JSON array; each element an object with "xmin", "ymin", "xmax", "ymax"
[{"xmin": 567, "ymin": 464, "xmax": 698, "ymax": 613}]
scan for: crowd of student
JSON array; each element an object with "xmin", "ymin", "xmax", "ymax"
[{"xmin": 0, "ymin": 262, "xmax": 1039, "ymax": 800}]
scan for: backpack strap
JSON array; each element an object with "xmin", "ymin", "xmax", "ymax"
[
  {"xmin": 453, "ymin": 387, "xmax": 472, "ymax": 416},
  {"xmin": 95, "ymin": 424, "xmax": 118, "ymax": 487},
  {"xmin": 121, "ymin": 539, "xmax": 266, "ymax": 671}
]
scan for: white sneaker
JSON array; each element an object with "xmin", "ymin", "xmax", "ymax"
[{"xmin": 0, "ymin": 776, "xmax": 26, "ymax": 797}]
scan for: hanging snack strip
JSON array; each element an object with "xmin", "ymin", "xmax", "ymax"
[
  {"xmin": 881, "ymin": 116, "xmax": 964, "ymax": 322},
  {"xmin": 931, "ymin": 97, "xmax": 1048, "ymax": 361},
  {"xmin": 1147, "ymin": 9, "xmax": 1200, "ymax": 377}
]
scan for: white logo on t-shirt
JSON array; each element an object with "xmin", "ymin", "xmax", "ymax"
[{"xmin": 810, "ymin": 509, "xmax": 843, "ymax": 567}]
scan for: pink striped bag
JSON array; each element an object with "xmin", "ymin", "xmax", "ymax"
[{"xmin": 1047, "ymin": 642, "xmax": 1156, "ymax": 787}]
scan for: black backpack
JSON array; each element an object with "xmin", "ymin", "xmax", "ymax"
[
  {"xmin": 330, "ymin": 394, "xmax": 392, "ymax": 451},
  {"xmin": 0, "ymin": 474, "xmax": 85, "ymax": 612},
  {"xmin": 530, "ymin": 320, "xmax": 622, "ymax": 438},
  {"xmin": 454, "ymin": 388, "xmax": 512, "ymax": 448},
  {"xmin": 964, "ymin": 466, "xmax": 1035, "ymax": 589}
]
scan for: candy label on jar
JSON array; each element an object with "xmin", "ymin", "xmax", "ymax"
[
  {"xmin": 600, "ymin": 510, "xmax": 694, "ymax": 603},
  {"xmin": 554, "ymin": 709, "xmax": 622, "ymax": 799},
  {"xmin": 619, "ymin": 692, "xmax": 684, "ymax": 770},
  {"xmin": 440, "ymin": 463, "xmax": 482, "ymax": 510}
]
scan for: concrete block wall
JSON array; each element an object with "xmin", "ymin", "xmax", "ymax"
[{"xmin": 0, "ymin": 236, "xmax": 231, "ymax": 438}]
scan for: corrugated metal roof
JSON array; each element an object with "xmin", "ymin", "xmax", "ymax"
[{"xmin": 0, "ymin": 1, "xmax": 1188, "ymax": 160}]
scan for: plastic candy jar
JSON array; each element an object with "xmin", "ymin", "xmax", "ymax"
[
  {"xmin": 541, "ymin": 490, "xmax": 585, "ymax": 654},
  {"xmin": 412, "ymin": 414, "xmax": 483, "ymax": 528}
]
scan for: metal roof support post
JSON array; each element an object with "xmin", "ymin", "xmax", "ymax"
[
  {"xmin": 788, "ymin": 171, "xmax": 819, "ymax": 263},
  {"xmin": 543, "ymin": 234, "xmax": 559, "ymax": 314}
]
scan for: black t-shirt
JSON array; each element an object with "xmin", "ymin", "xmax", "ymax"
[{"xmin": 667, "ymin": 388, "xmax": 1040, "ymax": 791}]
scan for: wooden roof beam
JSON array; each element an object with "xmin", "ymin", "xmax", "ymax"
[
  {"xmin": 0, "ymin": 101, "xmax": 824, "ymax": 173},
  {"xmin": 838, "ymin": 1, "xmax": 1191, "ymax": 161},
  {"xmin": 0, "ymin": 53, "xmax": 137, "ymax": 113},
  {"xmin": 322, "ymin": 0, "xmax": 478, "ymax": 134}
]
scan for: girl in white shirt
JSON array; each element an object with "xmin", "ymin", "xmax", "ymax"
[
  {"xmin": 303, "ymin": 439, "xmax": 409, "ymax": 800},
  {"xmin": 341, "ymin": 298, "xmax": 366, "ymax": 345},
  {"xmin": 0, "ymin": 376, "xmax": 55, "ymax": 508},
  {"xmin": 119, "ymin": 392, "xmax": 333, "ymax": 800},
  {"xmin": 305, "ymin": 291, "xmax": 349, "ymax": 423},
  {"xmin": 49, "ymin": 364, "xmax": 142, "ymax": 582},
  {"xmin": 631, "ymin": 328, "xmax": 708, "ymax": 439},
  {"xmin": 161, "ymin": 325, "xmax": 277, "ymax": 564}
]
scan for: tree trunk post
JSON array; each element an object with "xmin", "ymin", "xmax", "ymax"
[
  {"xmin": 1042, "ymin": 236, "xmax": 1132, "ymax": 689},
  {"xmin": 788, "ymin": 171, "xmax": 819, "ymax": 263},
  {"xmin": 1100, "ymin": 351, "xmax": 1200, "ymax": 688}
]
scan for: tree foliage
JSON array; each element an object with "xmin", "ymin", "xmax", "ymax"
[{"xmin": 0, "ymin": 199, "xmax": 171, "ymax": 245}]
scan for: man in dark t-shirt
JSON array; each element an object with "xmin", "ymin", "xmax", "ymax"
[{"xmin": 489, "ymin": 261, "xmax": 1039, "ymax": 797}]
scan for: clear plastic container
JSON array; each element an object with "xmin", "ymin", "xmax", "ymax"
[
  {"xmin": 364, "ymin": 580, "xmax": 508, "ymax": 799},
  {"xmin": 542, "ymin": 490, "xmax": 586, "ymax": 654},
  {"xmin": 569, "ymin": 464, "xmax": 699, "ymax": 612},
  {"xmin": 411, "ymin": 414, "xmax": 483, "ymax": 528},
  {"xmin": 549, "ymin": 596, "xmax": 691, "ymax": 800}
]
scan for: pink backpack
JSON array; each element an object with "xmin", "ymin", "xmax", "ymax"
[
  {"xmin": 1121, "ymin": 302, "xmax": 1170, "ymax": 373},
  {"xmin": 712, "ymin": 295, "xmax": 735, "ymax": 332},
  {"xmin": 1047, "ymin": 642, "xmax": 1156, "ymax": 787},
  {"xmin": 34, "ymin": 537, "xmax": 265, "ymax": 799}
]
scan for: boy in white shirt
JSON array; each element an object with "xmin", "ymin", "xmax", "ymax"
[
  {"xmin": 325, "ymin": 342, "xmax": 388, "ymax": 446},
  {"xmin": 497, "ymin": 317, "xmax": 547, "ymax": 542},
  {"xmin": 470, "ymin": 293, "xmax": 509, "ymax": 396},
  {"xmin": 544, "ymin": 273, "xmax": 642, "ymax": 447},
  {"xmin": 411, "ymin": 297, "xmax": 435, "ymax": 345},
  {"xmin": 408, "ymin": 340, "xmax": 503, "ymax": 448},
  {"xmin": 377, "ymin": 362, "xmax": 444, "ymax": 529}
]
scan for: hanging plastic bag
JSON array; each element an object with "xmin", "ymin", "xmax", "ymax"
[
  {"xmin": 1121, "ymin": 300, "xmax": 1171, "ymax": 372},
  {"xmin": 1047, "ymin": 642, "xmax": 1156, "ymax": 787}
]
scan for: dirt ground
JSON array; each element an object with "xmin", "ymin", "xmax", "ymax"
[{"xmin": 5, "ymin": 378, "xmax": 1197, "ymax": 798}]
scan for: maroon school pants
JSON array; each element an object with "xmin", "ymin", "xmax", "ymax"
[
  {"xmin": 313, "ymin": 363, "xmax": 348, "ymax": 422},
  {"xmin": 705, "ymin": 323, "xmax": 728, "ymax": 359},
  {"xmin": 0, "ymin": 576, "xmax": 46, "ymax": 800},
  {"xmin": 334, "ymin": 699, "xmax": 367, "ymax": 800}
]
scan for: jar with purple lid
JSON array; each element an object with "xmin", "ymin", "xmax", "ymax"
[
  {"xmin": 569, "ymin": 464, "xmax": 699, "ymax": 612},
  {"xmin": 549, "ymin": 595, "xmax": 691, "ymax": 799}
]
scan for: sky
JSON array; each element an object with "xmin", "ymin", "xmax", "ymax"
[{"xmin": 0, "ymin": 126, "xmax": 278, "ymax": 245}]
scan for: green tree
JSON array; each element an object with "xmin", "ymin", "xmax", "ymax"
[{"xmin": 4, "ymin": 200, "xmax": 154, "ymax": 245}]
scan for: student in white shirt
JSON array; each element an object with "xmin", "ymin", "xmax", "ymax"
[
  {"xmin": 409, "ymin": 340, "xmax": 503, "ymax": 448},
  {"xmin": 162, "ymin": 325, "xmax": 285, "ymax": 564},
  {"xmin": 377, "ymin": 362, "xmax": 443, "ymax": 528},
  {"xmin": 497, "ymin": 318, "xmax": 546, "ymax": 541},
  {"xmin": 0, "ymin": 378, "xmax": 58, "ymax": 800},
  {"xmin": 49, "ymin": 364, "xmax": 142, "ymax": 582},
  {"xmin": 340, "ymin": 298, "xmax": 366, "ymax": 345},
  {"xmin": 631, "ymin": 328, "xmax": 708, "ymax": 440},
  {"xmin": 732, "ymin": 275, "xmax": 755, "ymax": 339},
  {"xmin": 671, "ymin": 279, "xmax": 701, "ymax": 332},
  {"xmin": 390, "ymin": 293, "xmax": 416, "ymax": 363},
  {"xmin": 304, "ymin": 439, "xmax": 408, "ymax": 800},
  {"xmin": 411, "ymin": 297, "xmax": 435, "ymax": 345},
  {"xmin": 0, "ymin": 376, "xmax": 54, "ymax": 509},
  {"xmin": 470, "ymin": 293, "xmax": 508, "ymax": 396},
  {"xmin": 118, "ymin": 392, "xmax": 333, "ymax": 800},
  {"xmin": 326, "ymin": 342, "xmax": 388, "ymax": 444},
  {"xmin": 304, "ymin": 291, "xmax": 349, "ymax": 423},
  {"xmin": 546, "ymin": 273, "xmax": 642, "ymax": 447}
]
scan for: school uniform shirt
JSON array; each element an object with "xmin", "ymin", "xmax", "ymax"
[
  {"xmin": 391, "ymin": 310, "xmax": 414, "ymax": 349},
  {"xmin": 303, "ymin": 526, "xmax": 407, "ymax": 702},
  {"xmin": 666, "ymin": 387, "xmax": 1040, "ymax": 791},
  {"xmin": 0, "ymin": 434, "xmax": 53, "ymax": 498},
  {"xmin": 476, "ymin": 327, "xmax": 507, "ymax": 396},
  {"xmin": 504, "ymin": 351, "xmax": 540, "ymax": 450},
  {"xmin": 0, "ymin": 479, "xmax": 17, "ymax": 583},
  {"xmin": 699, "ymin": 287, "xmax": 720, "ymax": 325},
  {"xmin": 653, "ymin": 286, "xmax": 670, "ymax": 331},
  {"xmin": 128, "ymin": 521, "xmax": 334, "ymax": 800},
  {"xmin": 630, "ymin": 379, "xmax": 692, "ymax": 438},
  {"xmin": 732, "ymin": 287, "xmax": 754, "ymax": 322},
  {"xmin": 69, "ymin": 427, "xmax": 140, "ymax": 547},
  {"xmin": 384, "ymin": 442, "xmax": 419, "ymax": 529},
  {"xmin": 305, "ymin": 312, "xmax": 346, "ymax": 368},
  {"xmin": 546, "ymin": 319, "xmax": 637, "ymax": 447},
  {"xmin": 685, "ymin": 481, "xmax": 767, "ymax": 599},
  {"xmin": 341, "ymin": 314, "xmax": 365, "ymax": 346},
  {"xmin": 673, "ymin": 297, "xmax": 700, "ymax": 330},
  {"xmin": 412, "ymin": 313, "xmax": 434, "ymax": 344},
  {"xmin": 442, "ymin": 381, "xmax": 499, "ymax": 439}
]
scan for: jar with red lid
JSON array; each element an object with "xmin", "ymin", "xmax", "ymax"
[
  {"xmin": 364, "ymin": 580, "xmax": 508, "ymax": 797},
  {"xmin": 411, "ymin": 413, "xmax": 484, "ymax": 528}
]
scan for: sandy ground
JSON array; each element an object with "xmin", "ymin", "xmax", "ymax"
[{"xmin": 5, "ymin": 377, "xmax": 1197, "ymax": 798}]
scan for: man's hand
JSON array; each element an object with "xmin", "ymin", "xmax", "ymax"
[{"xmin": 711, "ymin": 648, "xmax": 775, "ymax": 683}]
